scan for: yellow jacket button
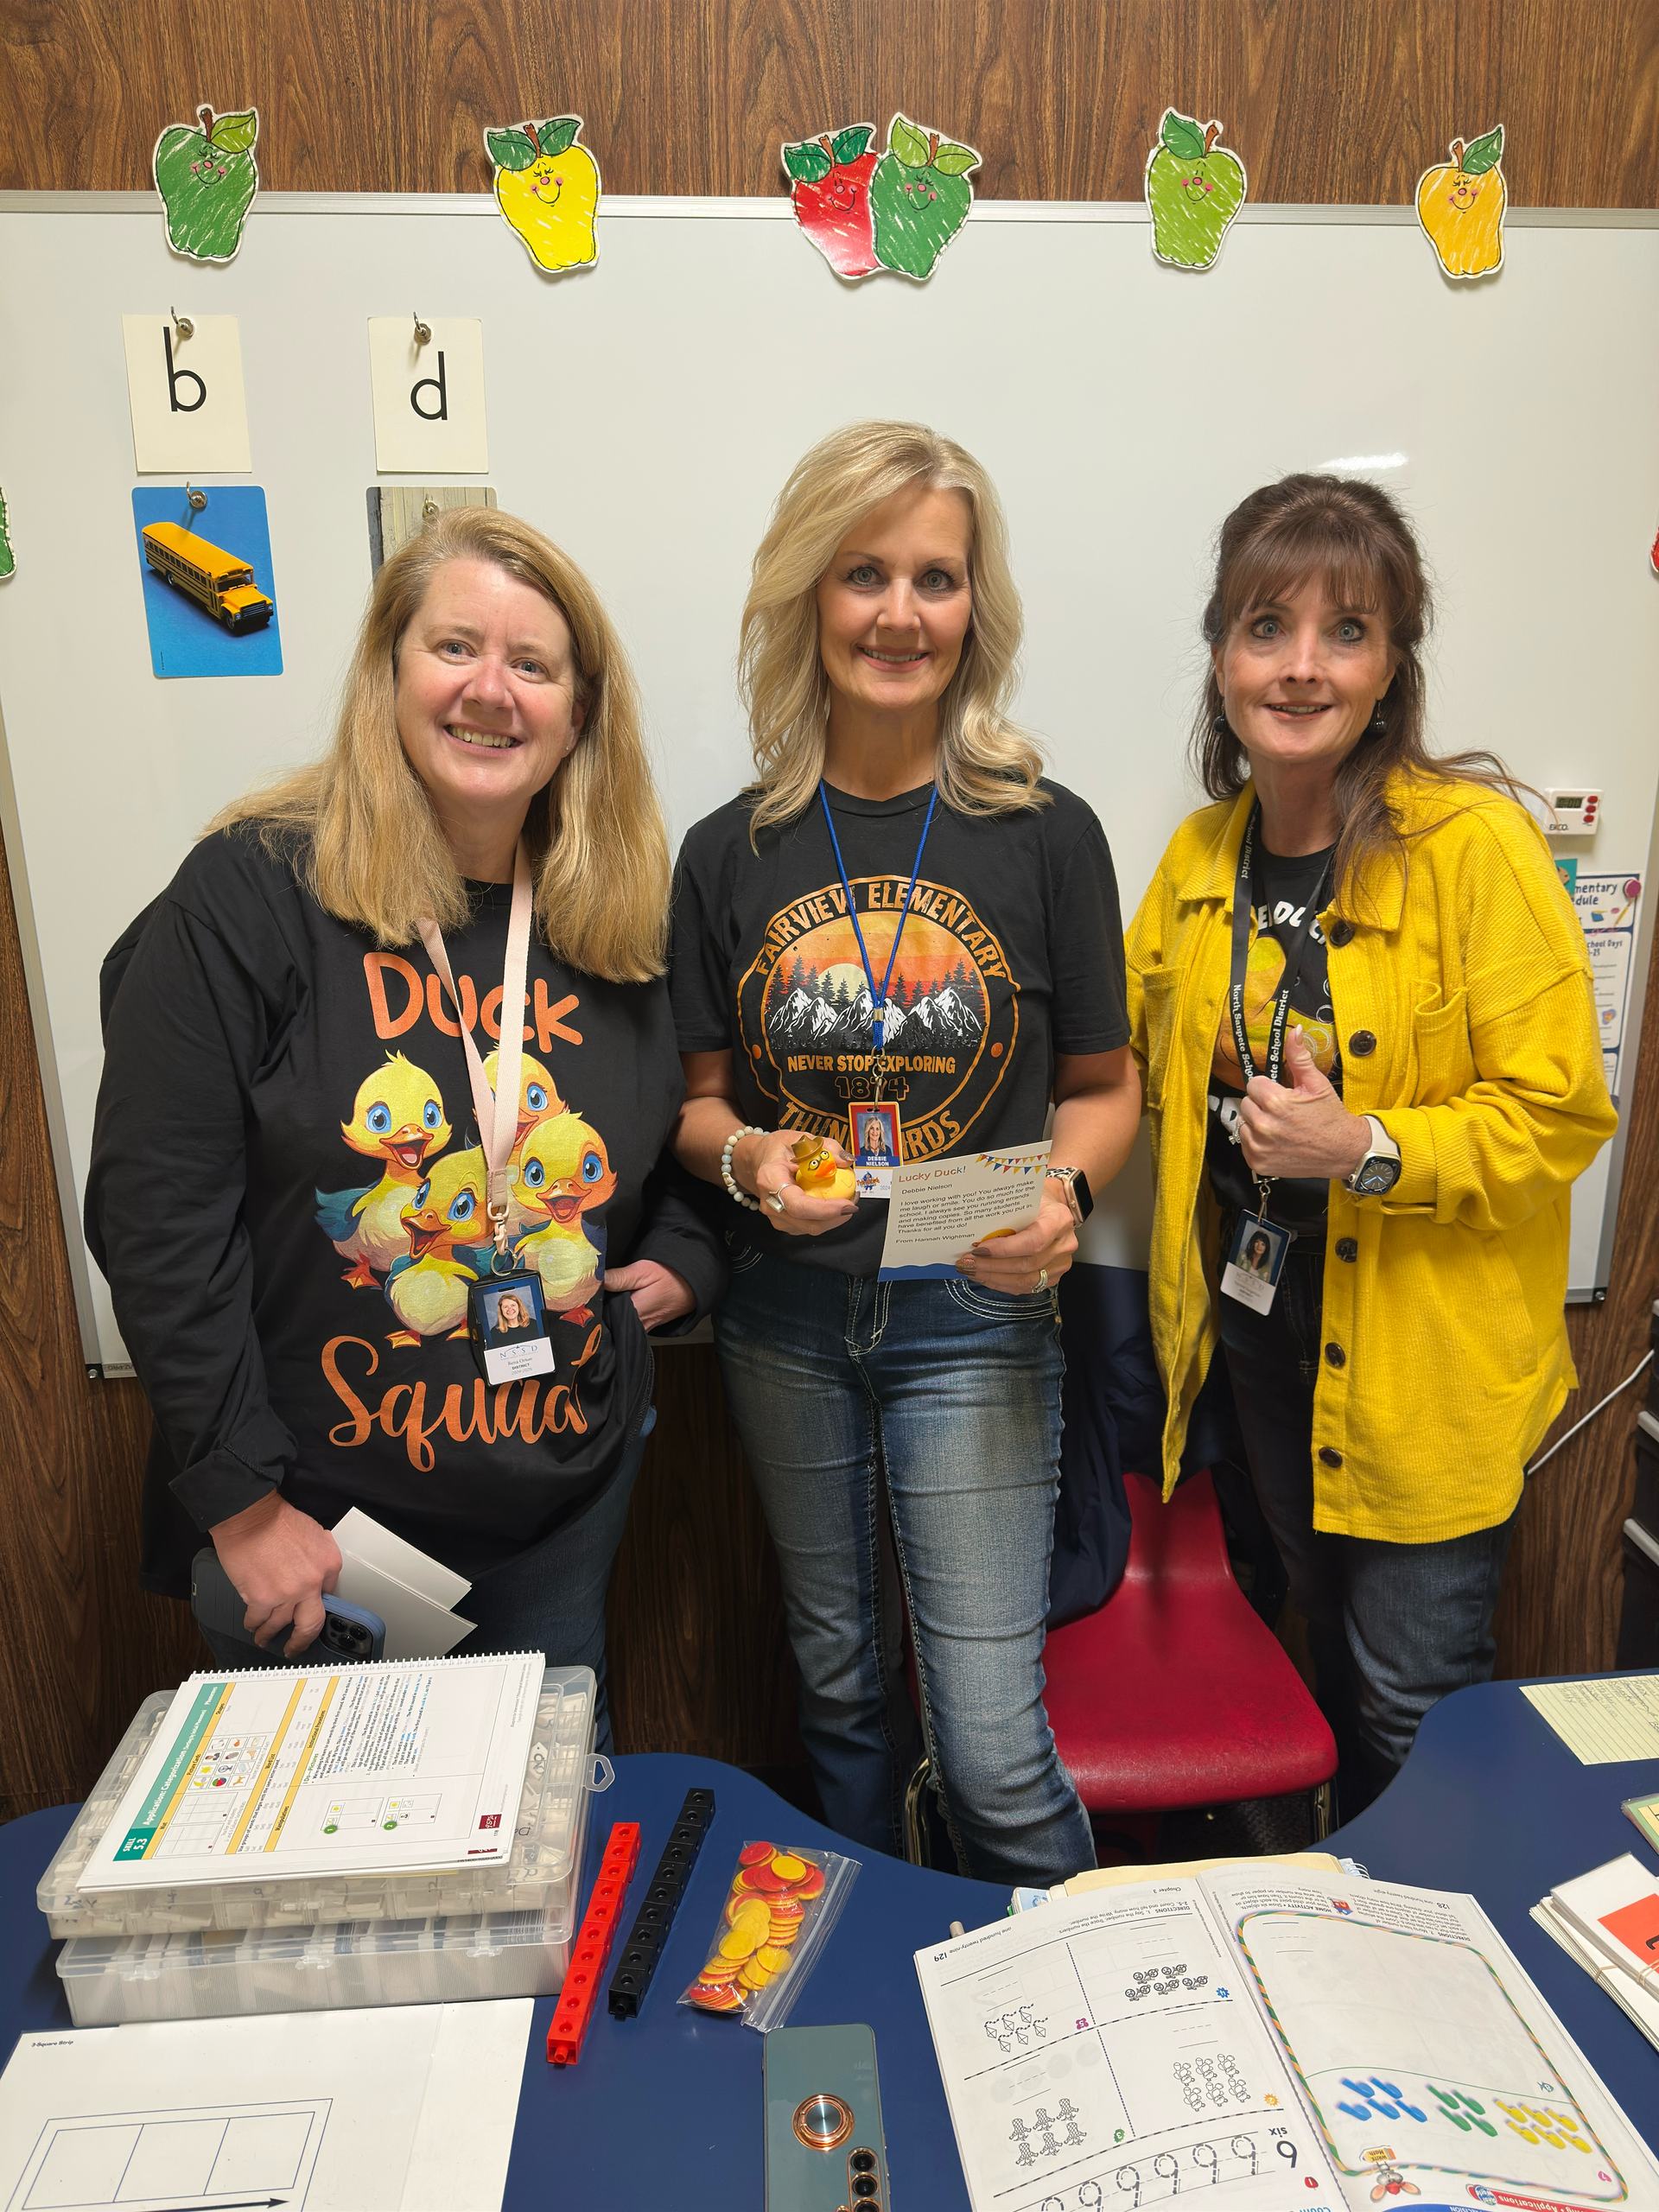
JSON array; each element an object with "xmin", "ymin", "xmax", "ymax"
[
  {"xmin": 1348, "ymin": 1030, "xmax": 1376, "ymax": 1056},
  {"xmin": 1325, "ymin": 1342, "xmax": 1346, "ymax": 1368},
  {"xmin": 1318, "ymin": 1446, "xmax": 1344, "ymax": 1468},
  {"xmin": 1335, "ymin": 1237, "xmax": 1358, "ymax": 1262},
  {"xmin": 1328, "ymin": 918, "xmax": 1355, "ymax": 947}
]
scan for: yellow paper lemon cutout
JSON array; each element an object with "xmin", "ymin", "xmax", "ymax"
[{"xmin": 486, "ymin": 115, "xmax": 600, "ymax": 274}]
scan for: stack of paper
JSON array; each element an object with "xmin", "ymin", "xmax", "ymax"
[
  {"xmin": 1532, "ymin": 1852, "xmax": 1659, "ymax": 2053},
  {"xmin": 333, "ymin": 1508, "xmax": 475, "ymax": 1658}
]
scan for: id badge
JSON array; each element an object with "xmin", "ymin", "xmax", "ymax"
[
  {"xmin": 849, "ymin": 1100, "xmax": 901, "ymax": 1198},
  {"xmin": 467, "ymin": 1270, "xmax": 556, "ymax": 1385},
  {"xmin": 1220, "ymin": 1214, "xmax": 1293, "ymax": 1314}
]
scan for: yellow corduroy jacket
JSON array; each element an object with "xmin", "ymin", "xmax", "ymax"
[{"xmin": 1124, "ymin": 772, "xmax": 1618, "ymax": 1543}]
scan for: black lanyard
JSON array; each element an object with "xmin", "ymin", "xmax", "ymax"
[
  {"xmin": 1227, "ymin": 801, "xmax": 1334, "ymax": 1088},
  {"xmin": 817, "ymin": 779, "xmax": 939, "ymax": 1058}
]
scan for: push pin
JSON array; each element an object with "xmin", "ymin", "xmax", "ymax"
[
  {"xmin": 170, "ymin": 307, "xmax": 194, "ymax": 340},
  {"xmin": 423, "ymin": 498, "xmax": 442, "ymax": 521},
  {"xmin": 413, "ymin": 312, "xmax": 432, "ymax": 346},
  {"xmin": 183, "ymin": 483, "xmax": 207, "ymax": 512}
]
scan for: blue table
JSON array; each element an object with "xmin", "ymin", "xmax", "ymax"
[{"xmin": 3, "ymin": 1679, "xmax": 1655, "ymax": 2203}]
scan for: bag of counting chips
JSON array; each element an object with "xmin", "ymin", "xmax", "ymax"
[{"xmin": 680, "ymin": 1839, "xmax": 859, "ymax": 2033}]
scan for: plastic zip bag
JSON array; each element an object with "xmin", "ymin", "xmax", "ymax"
[{"xmin": 678, "ymin": 1840, "xmax": 859, "ymax": 2035}]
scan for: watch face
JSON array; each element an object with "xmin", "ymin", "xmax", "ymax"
[{"xmin": 1355, "ymin": 1155, "xmax": 1402, "ymax": 1196}]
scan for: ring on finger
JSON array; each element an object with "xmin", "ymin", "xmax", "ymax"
[
  {"xmin": 766, "ymin": 1190, "xmax": 786, "ymax": 1214},
  {"xmin": 1035, "ymin": 1266, "xmax": 1049, "ymax": 1291}
]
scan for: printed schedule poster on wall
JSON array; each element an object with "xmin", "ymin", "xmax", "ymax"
[{"xmin": 79, "ymin": 1651, "xmax": 543, "ymax": 1893}]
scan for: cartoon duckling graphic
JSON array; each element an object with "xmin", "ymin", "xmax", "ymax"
[
  {"xmin": 512, "ymin": 1111, "xmax": 616, "ymax": 1325},
  {"xmin": 316, "ymin": 1055, "xmax": 451, "ymax": 1288},
  {"xmin": 384, "ymin": 1147, "xmax": 491, "ymax": 1347},
  {"xmin": 480, "ymin": 1048, "xmax": 567, "ymax": 1236}
]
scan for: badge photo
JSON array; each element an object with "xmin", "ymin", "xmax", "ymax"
[
  {"xmin": 850, "ymin": 1099, "xmax": 900, "ymax": 1197},
  {"xmin": 467, "ymin": 1271, "xmax": 555, "ymax": 1385},
  {"xmin": 1221, "ymin": 1214, "xmax": 1292, "ymax": 1314}
]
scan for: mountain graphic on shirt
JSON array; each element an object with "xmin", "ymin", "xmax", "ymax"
[{"xmin": 766, "ymin": 979, "xmax": 985, "ymax": 1052}]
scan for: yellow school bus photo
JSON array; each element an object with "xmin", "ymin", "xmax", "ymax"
[{"xmin": 141, "ymin": 521, "xmax": 275, "ymax": 632}]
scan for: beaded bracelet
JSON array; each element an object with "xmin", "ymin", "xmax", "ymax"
[{"xmin": 721, "ymin": 1124, "xmax": 766, "ymax": 1211}]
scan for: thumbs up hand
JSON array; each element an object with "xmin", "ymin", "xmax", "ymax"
[{"xmin": 1238, "ymin": 1027, "xmax": 1373, "ymax": 1181}]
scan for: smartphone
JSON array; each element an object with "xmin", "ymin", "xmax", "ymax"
[
  {"xmin": 190, "ymin": 1547, "xmax": 385, "ymax": 1663},
  {"xmin": 764, "ymin": 2023, "xmax": 890, "ymax": 2212}
]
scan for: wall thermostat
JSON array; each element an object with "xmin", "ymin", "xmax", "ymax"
[{"xmin": 1542, "ymin": 788, "xmax": 1601, "ymax": 836}]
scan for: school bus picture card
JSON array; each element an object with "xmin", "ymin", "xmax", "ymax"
[
  {"xmin": 121, "ymin": 314, "xmax": 252, "ymax": 474},
  {"xmin": 130, "ymin": 486, "xmax": 283, "ymax": 679}
]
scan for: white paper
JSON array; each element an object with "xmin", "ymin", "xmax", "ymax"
[
  {"xmin": 915, "ymin": 1879, "xmax": 1345, "ymax": 2211},
  {"xmin": 330, "ymin": 1510, "xmax": 476, "ymax": 1662},
  {"xmin": 331, "ymin": 1510, "xmax": 471, "ymax": 1610},
  {"xmin": 1572, "ymin": 871, "xmax": 1643, "ymax": 1098},
  {"xmin": 1522, "ymin": 1672, "xmax": 1659, "ymax": 1763},
  {"xmin": 79, "ymin": 1652, "xmax": 541, "ymax": 1892},
  {"xmin": 878, "ymin": 1141, "xmax": 1050, "ymax": 1281},
  {"xmin": 0, "ymin": 2001, "xmax": 531, "ymax": 2212},
  {"xmin": 367, "ymin": 316, "xmax": 488, "ymax": 473},
  {"xmin": 1532, "ymin": 1898, "xmax": 1659, "ymax": 2055},
  {"xmin": 1203, "ymin": 1863, "xmax": 1659, "ymax": 2210},
  {"xmin": 121, "ymin": 315, "xmax": 251, "ymax": 472}
]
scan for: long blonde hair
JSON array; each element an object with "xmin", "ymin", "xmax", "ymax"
[
  {"xmin": 740, "ymin": 421, "xmax": 1046, "ymax": 838},
  {"xmin": 211, "ymin": 507, "xmax": 671, "ymax": 982}
]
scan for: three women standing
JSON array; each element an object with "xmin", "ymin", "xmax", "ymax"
[{"xmin": 670, "ymin": 423, "xmax": 1141, "ymax": 1885}]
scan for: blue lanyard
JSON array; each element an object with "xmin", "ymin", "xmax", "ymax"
[{"xmin": 817, "ymin": 779, "xmax": 939, "ymax": 1054}]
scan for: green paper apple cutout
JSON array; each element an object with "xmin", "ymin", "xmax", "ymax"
[
  {"xmin": 869, "ymin": 113, "xmax": 980, "ymax": 281},
  {"xmin": 1145, "ymin": 109, "xmax": 1246, "ymax": 270},
  {"xmin": 0, "ymin": 488, "xmax": 14, "ymax": 580},
  {"xmin": 154, "ymin": 104, "xmax": 259, "ymax": 264}
]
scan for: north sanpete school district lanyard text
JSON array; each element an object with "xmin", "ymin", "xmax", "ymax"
[
  {"xmin": 1228, "ymin": 800, "xmax": 1334, "ymax": 1219},
  {"xmin": 818, "ymin": 779, "xmax": 939, "ymax": 1090},
  {"xmin": 418, "ymin": 840, "xmax": 533, "ymax": 1271}
]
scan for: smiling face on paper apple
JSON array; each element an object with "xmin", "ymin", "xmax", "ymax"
[
  {"xmin": 1212, "ymin": 575, "xmax": 1397, "ymax": 782},
  {"xmin": 395, "ymin": 557, "xmax": 585, "ymax": 866},
  {"xmin": 815, "ymin": 484, "xmax": 974, "ymax": 730}
]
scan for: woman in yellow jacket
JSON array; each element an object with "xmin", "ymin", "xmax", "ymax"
[{"xmin": 1126, "ymin": 474, "xmax": 1615, "ymax": 1812}]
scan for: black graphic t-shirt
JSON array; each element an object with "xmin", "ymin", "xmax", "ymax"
[
  {"xmin": 1205, "ymin": 840, "xmax": 1344, "ymax": 1234},
  {"xmin": 670, "ymin": 778, "xmax": 1129, "ymax": 1276},
  {"xmin": 86, "ymin": 829, "xmax": 725, "ymax": 1595}
]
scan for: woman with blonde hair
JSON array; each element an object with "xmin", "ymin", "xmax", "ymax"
[
  {"xmin": 1126, "ymin": 473, "xmax": 1615, "ymax": 1812},
  {"xmin": 88, "ymin": 508, "xmax": 722, "ymax": 1743},
  {"xmin": 671, "ymin": 423, "xmax": 1141, "ymax": 1883}
]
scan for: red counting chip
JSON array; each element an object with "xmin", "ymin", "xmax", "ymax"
[
  {"xmin": 792, "ymin": 1863, "xmax": 826, "ymax": 1899},
  {"xmin": 747, "ymin": 1864, "xmax": 789, "ymax": 1893},
  {"xmin": 738, "ymin": 1841, "xmax": 776, "ymax": 1866}
]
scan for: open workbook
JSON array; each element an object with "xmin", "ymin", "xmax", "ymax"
[{"xmin": 915, "ymin": 1862, "xmax": 1659, "ymax": 2212}]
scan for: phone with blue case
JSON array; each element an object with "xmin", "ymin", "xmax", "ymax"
[
  {"xmin": 765, "ymin": 2023, "xmax": 890, "ymax": 2211},
  {"xmin": 191, "ymin": 1547, "xmax": 385, "ymax": 1663}
]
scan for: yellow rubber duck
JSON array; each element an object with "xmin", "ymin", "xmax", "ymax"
[
  {"xmin": 512, "ymin": 1111, "xmax": 616, "ymax": 1324},
  {"xmin": 793, "ymin": 1133, "xmax": 856, "ymax": 1200},
  {"xmin": 317, "ymin": 1054, "xmax": 451, "ymax": 1287}
]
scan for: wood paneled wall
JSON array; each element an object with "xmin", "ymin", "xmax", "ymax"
[{"xmin": 3, "ymin": 0, "xmax": 1657, "ymax": 1817}]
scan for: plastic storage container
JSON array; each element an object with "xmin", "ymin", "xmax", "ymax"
[
  {"xmin": 40, "ymin": 1666, "xmax": 607, "ymax": 1939},
  {"xmin": 58, "ymin": 1903, "xmax": 576, "ymax": 2026}
]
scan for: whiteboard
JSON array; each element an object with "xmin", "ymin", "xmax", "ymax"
[{"xmin": 1, "ymin": 191, "xmax": 1655, "ymax": 1373}]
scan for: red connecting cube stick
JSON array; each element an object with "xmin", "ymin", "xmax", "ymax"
[{"xmin": 547, "ymin": 1821, "xmax": 642, "ymax": 2066}]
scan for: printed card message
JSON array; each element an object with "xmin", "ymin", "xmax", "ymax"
[{"xmin": 879, "ymin": 1141, "xmax": 1049, "ymax": 1281}]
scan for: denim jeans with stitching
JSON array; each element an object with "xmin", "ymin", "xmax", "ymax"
[
  {"xmin": 715, "ymin": 1248, "xmax": 1096, "ymax": 1888},
  {"xmin": 1217, "ymin": 1236, "xmax": 1516, "ymax": 1811}
]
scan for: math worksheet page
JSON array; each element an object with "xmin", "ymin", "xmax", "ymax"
[{"xmin": 77, "ymin": 1653, "xmax": 543, "ymax": 1891}]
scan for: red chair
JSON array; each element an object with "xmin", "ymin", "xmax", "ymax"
[{"xmin": 1041, "ymin": 1468, "xmax": 1336, "ymax": 1840}]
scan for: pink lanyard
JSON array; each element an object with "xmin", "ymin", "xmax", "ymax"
[{"xmin": 417, "ymin": 841, "xmax": 534, "ymax": 1264}]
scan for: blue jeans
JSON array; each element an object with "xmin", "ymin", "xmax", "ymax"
[
  {"xmin": 200, "ymin": 1415, "xmax": 652, "ymax": 1755},
  {"xmin": 1217, "ymin": 1238, "xmax": 1516, "ymax": 1811},
  {"xmin": 715, "ymin": 1249, "xmax": 1096, "ymax": 1888}
]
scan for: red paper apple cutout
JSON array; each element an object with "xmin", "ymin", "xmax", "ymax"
[{"xmin": 783, "ymin": 124, "xmax": 879, "ymax": 278}]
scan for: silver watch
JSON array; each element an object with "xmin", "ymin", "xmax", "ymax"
[{"xmin": 1344, "ymin": 1115, "xmax": 1402, "ymax": 1197}]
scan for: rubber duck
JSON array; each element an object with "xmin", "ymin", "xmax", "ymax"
[
  {"xmin": 385, "ymin": 1147, "xmax": 491, "ymax": 1347},
  {"xmin": 316, "ymin": 1054, "xmax": 451, "ymax": 1288},
  {"xmin": 792, "ymin": 1132, "xmax": 856, "ymax": 1200},
  {"xmin": 512, "ymin": 1110, "xmax": 616, "ymax": 1324}
]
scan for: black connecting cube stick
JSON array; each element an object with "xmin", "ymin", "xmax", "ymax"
[{"xmin": 607, "ymin": 1788, "xmax": 715, "ymax": 2019}]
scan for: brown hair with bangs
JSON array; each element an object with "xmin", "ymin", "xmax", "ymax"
[{"xmin": 1193, "ymin": 473, "xmax": 1516, "ymax": 907}]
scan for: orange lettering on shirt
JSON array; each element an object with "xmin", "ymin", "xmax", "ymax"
[
  {"xmin": 437, "ymin": 1378, "xmax": 496, "ymax": 1444},
  {"xmin": 427, "ymin": 969, "xmax": 478, "ymax": 1038},
  {"xmin": 365, "ymin": 954, "xmax": 423, "ymax": 1039},
  {"xmin": 480, "ymin": 986, "xmax": 534, "ymax": 1043},
  {"xmin": 534, "ymin": 980, "xmax": 582, "ymax": 1050},
  {"xmin": 323, "ymin": 1336, "xmax": 378, "ymax": 1443}
]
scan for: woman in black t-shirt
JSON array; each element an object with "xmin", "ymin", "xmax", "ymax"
[
  {"xmin": 670, "ymin": 422, "xmax": 1141, "ymax": 1885},
  {"xmin": 88, "ymin": 510, "xmax": 723, "ymax": 1738}
]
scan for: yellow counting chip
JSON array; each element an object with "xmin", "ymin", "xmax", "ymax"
[
  {"xmin": 755, "ymin": 1944, "xmax": 791, "ymax": 1974},
  {"xmin": 771, "ymin": 1853, "xmax": 808, "ymax": 1882},
  {"xmin": 719, "ymin": 1924, "xmax": 762, "ymax": 1961}
]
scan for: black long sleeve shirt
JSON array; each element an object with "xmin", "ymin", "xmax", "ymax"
[{"xmin": 86, "ymin": 827, "xmax": 724, "ymax": 1595}]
